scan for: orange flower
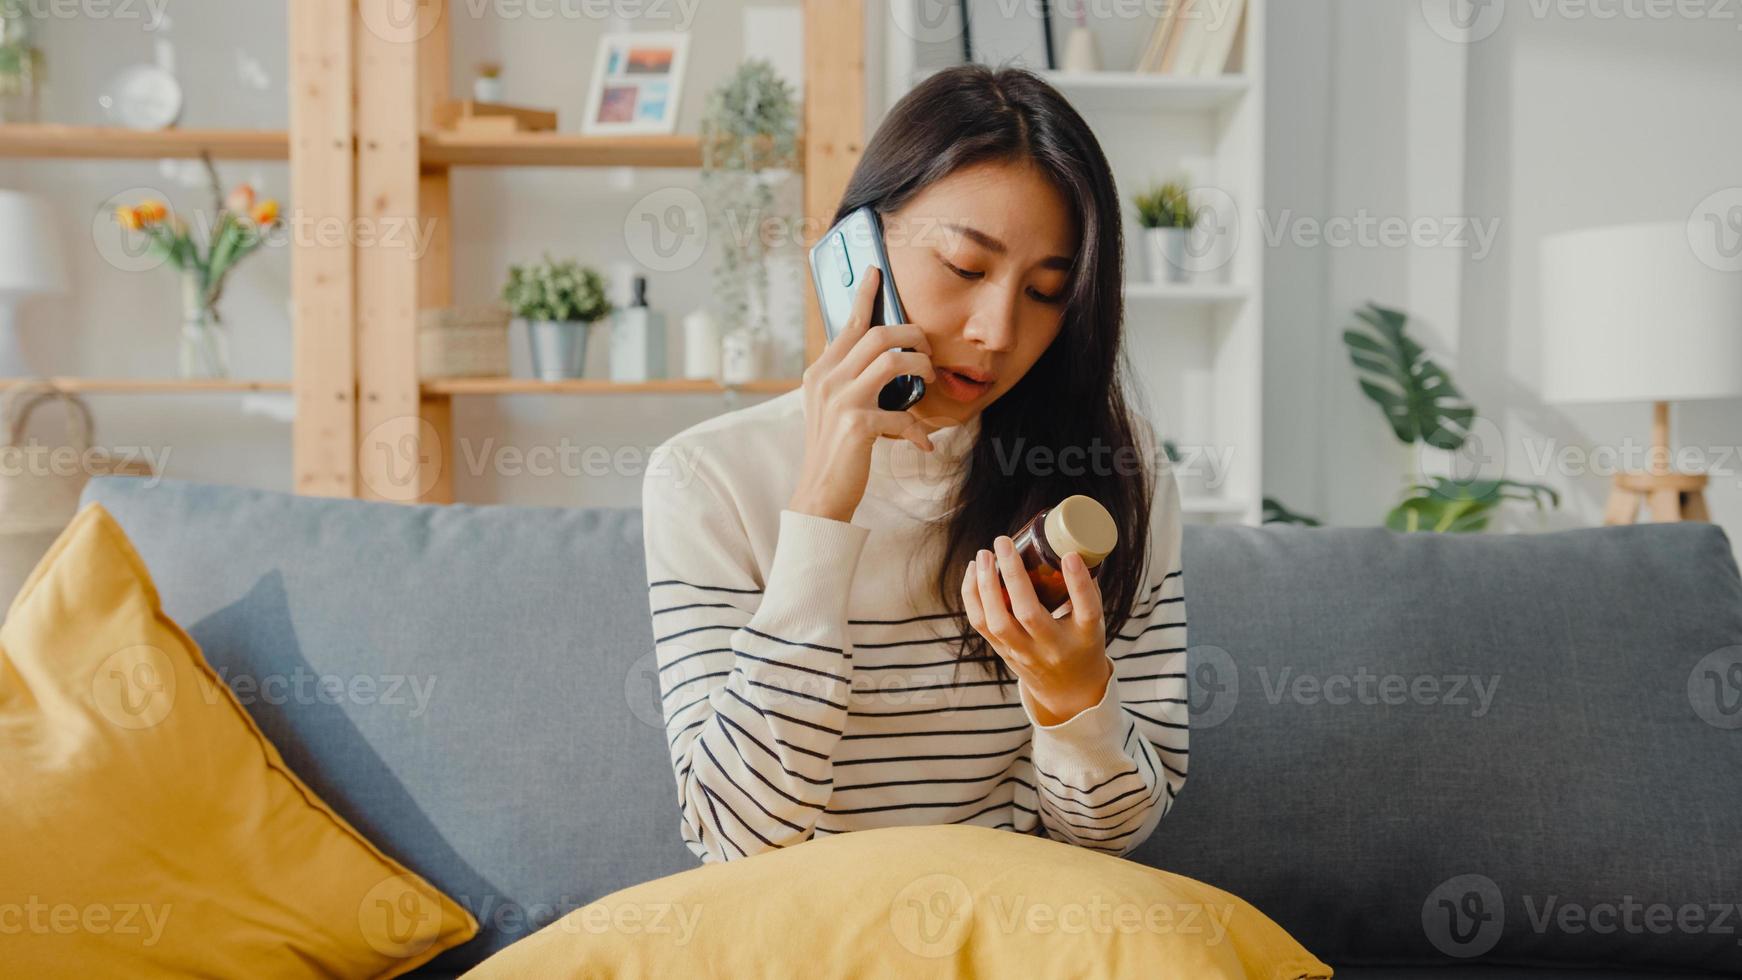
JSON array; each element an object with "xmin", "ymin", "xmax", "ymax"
[
  {"xmin": 135, "ymin": 200, "xmax": 168, "ymax": 224},
  {"xmin": 251, "ymin": 199, "xmax": 280, "ymax": 226},
  {"xmin": 226, "ymin": 184, "xmax": 255, "ymax": 214},
  {"xmin": 115, "ymin": 206, "xmax": 143, "ymax": 231}
]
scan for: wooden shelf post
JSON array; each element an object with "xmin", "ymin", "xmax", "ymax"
[
  {"xmin": 355, "ymin": 0, "xmax": 453, "ymax": 504},
  {"xmin": 802, "ymin": 0, "xmax": 866, "ymax": 367},
  {"xmin": 289, "ymin": 0, "xmax": 357, "ymax": 497}
]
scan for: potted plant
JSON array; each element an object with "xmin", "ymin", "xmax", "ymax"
[
  {"xmin": 699, "ymin": 59, "xmax": 799, "ymax": 377},
  {"xmin": 473, "ymin": 61, "xmax": 502, "ymax": 102},
  {"xmin": 1134, "ymin": 181, "xmax": 1195, "ymax": 285},
  {"xmin": 502, "ymin": 255, "xmax": 612, "ymax": 381},
  {"xmin": 1263, "ymin": 302, "xmax": 1560, "ymax": 532},
  {"xmin": 112, "ymin": 155, "xmax": 283, "ymax": 378}
]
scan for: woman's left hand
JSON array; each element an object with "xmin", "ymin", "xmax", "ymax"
[{"xmin": 962, "ymin": 536, "xmax": 1113, "ymax": 726}]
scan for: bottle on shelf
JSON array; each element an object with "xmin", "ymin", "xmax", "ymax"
[
  {"xmin": 608, "ymin": 275, "xmax": 667, "ymax": 383},
  {"xmin": 681, "ymin": 308, "xmax": 721, "ymax": 381}
]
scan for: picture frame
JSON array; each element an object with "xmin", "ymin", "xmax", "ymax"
[
  {"xmin": 581, "ymin": 32, "xmax": 690, "ymax": 136},
  {"xmin": 961, "ymin": 0, "xmax": 1055, "ymax": 70}
]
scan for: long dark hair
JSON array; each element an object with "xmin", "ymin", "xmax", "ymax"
[{"xmin": 834, "ymin": 65, "xmax": 1155, "ymax": 689}]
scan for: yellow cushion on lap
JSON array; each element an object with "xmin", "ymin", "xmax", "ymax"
[
  {"xmin": 0, "ymin": 503, "xmax": 479, "ymax": 978},
  {"xmin": 464, "ymin": 823, "xmax": 1331, "ymax": 980}
]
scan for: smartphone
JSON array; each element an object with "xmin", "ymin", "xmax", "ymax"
[{"xmin": 807, "ymin": 206, "xmax": 927, "ymax": 412}]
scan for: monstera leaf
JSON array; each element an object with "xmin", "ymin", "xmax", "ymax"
[
  {"xmin": 1385, "ymin": 478, "xmax": 1561, "ymax": 533},
  {"xmin": 1343, "ymin": 303, "xmax": 1475, "ymax": 451},
  {"xmin": 1262, "ymin": 496, "xmax": 1323, "ymax": 527}
]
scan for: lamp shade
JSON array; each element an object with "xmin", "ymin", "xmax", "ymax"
[
  {"xmin": 1539, "ymin": 222, "xmax": 1742, "ymax": 404},
  {"xmin": 0, "ymin": 190, "xmax": 69, "ymax": 297}
]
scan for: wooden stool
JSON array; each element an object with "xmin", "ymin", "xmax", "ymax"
[{"xmin": 1602, "ymin": 401, "xmax": 1711, "ymax": 525}]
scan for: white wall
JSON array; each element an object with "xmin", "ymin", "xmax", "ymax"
[{"xmin": 1264, "ymin": 0, "xmax": 1742, "ymax": 560}]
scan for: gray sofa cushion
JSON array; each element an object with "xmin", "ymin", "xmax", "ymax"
[
  {"xmin": 1137, "ymin": 523, "xmax": 1742, "ymax": 974},
  {"xmin": 80, "ymin": 477, "xmax": 1742, "ymax": 974}
]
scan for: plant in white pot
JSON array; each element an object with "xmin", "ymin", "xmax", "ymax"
[
  {"xmin": 1134, "ymin": 181, "xmax": 1195, "ymax": 285},
  {"xmin": 502, "ymin": 256, "xmax": 612, "ymax": 381}
]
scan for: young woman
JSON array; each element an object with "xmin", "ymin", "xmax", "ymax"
[{"xmin": 641, "ymin": 65, "xmax": 1187, "ymax": 864}]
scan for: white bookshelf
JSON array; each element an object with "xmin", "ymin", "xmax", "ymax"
[{"xmin": 884, "ymin": 2, "xmax": 1266, "ymax": 526}]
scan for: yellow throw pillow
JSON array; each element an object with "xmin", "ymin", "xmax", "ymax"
[
  {"xmin": 0, "ymin": 503, "xmax": 478, "ymax": 977},
  {"xmin": 465, "ymin": 823, "xmax": 1332, "ymax": 979}
]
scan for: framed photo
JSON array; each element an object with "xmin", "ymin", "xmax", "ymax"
[{"xmin": 582, "ymin": 32, "xmax": 690, "ymax": 136}]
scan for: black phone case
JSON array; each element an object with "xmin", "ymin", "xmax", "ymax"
[{"xmin": 808, "ymin": 209, "xmax": 926, "ymax": 411}]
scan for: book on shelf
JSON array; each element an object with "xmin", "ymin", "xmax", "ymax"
[{"xmin": 1137, "ymin": 0, "xmax": 1246, "ymax": 76}]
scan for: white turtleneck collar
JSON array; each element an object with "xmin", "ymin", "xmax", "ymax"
[{"xmin": 868, "ymin": 411, "xmax": 982, "ymax": 507}]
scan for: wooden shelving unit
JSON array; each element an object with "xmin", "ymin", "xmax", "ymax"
[
  {"xmin": 0, "ymin": 1, "xmax": 858, "ymax": 505},
  {"xmin": 349, "ymin": 0, "xmax": 854, "ymax": 505},
  {"xmin": 0, "ymin": 125, "xmax": 289, "ymax": 161},
  {"xmin": 420, "ymin": 132, "xmax": 704, "ymax": 169},
  {"xmin": 0, "ymin": 378, "xmax": 291, "ymax": 393},
  {"xmin": 422, "ymin": 377, "xmax": 800, "ymax": 397}
]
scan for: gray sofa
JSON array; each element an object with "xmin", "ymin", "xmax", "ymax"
[{"xmin": 82, "ymin": 475, "xmax": 1742, "ymax": 978}]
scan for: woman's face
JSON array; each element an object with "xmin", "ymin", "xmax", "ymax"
[{"xmin": 881, "ymin": 159, "xmax": 1078, "ymax": 427}]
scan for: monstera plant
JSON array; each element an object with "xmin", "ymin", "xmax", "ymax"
[{"xmin": 1264, "ymin": 302, "xmax": 1558, "ymax": 532}]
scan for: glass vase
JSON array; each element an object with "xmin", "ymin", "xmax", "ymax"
[{"xmin": 179, "ymin": 271, "xmax": 229, "ymax": 379}]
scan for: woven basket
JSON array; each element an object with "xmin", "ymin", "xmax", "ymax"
[
  {"xmin": 0, "ymin": 381, "xmax": 155, "ymax": 609},
  {"xmin": 418, "ymin": 306, "xmax": 511, "ymax": 379}
]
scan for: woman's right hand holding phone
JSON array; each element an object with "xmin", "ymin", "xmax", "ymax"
[{"xmin": 787, "ymin": 266, "xmax": 938, "ymax": 524}]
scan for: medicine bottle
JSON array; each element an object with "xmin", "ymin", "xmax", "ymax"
[{"xmin": 1007, "ymin": 494, "xmax": 1118, "ymax": 610}]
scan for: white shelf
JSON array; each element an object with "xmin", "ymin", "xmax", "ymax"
[
  {"xmin": 893, "ymin": 6, "xmax": 1265, "ymax": 527},
  {"xmin": 1125, "ymin": 282, "xmax": 1252, "ymax": 307},
  {"xmin": 1038, "ymin": 72, "xmax": 1250, "ymax": 113},
  {"xmin": 1181, "ymin": 496, "xmax": 1251, "ymax": 517}
]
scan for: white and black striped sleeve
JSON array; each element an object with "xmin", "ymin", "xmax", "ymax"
[
  {"xmin": 1019, "ymin": 455, "xmax": 1189, "ymax": 857},
  {"xmin": 642, "ymin": 461, "xmax": 869, "ymax": 864}
]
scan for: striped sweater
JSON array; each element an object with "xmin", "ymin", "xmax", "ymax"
[{"xmin": 641, "ymin": 388, "xmax": 1188, "ymax": 864}]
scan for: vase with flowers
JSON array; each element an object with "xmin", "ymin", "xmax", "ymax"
[{"xmin": 112, "ymin": 155, "xmax": 282, "ymax": 379}]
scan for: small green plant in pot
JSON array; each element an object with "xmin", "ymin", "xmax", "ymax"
[
  {"xmin": 502, "ymin": 255, "xmax": 612, "ymax": 381},
  {"xmin": 1134, "ymin": 181, "xmax": 1195, "ymax": 284}
]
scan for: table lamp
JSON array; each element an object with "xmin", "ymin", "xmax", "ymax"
[
  {"xmin": 1540, "ymin": 222, "xmax": 1742, "ymax": 523},
  {"xmin": 0, "ymin": 190, "xmax": 70, "ymax": 378}
]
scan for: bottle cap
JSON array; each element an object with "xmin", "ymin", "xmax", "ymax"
[{"xmin": 1044, "ymin": 495, "xmax": 1118, "ymax": 567}]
